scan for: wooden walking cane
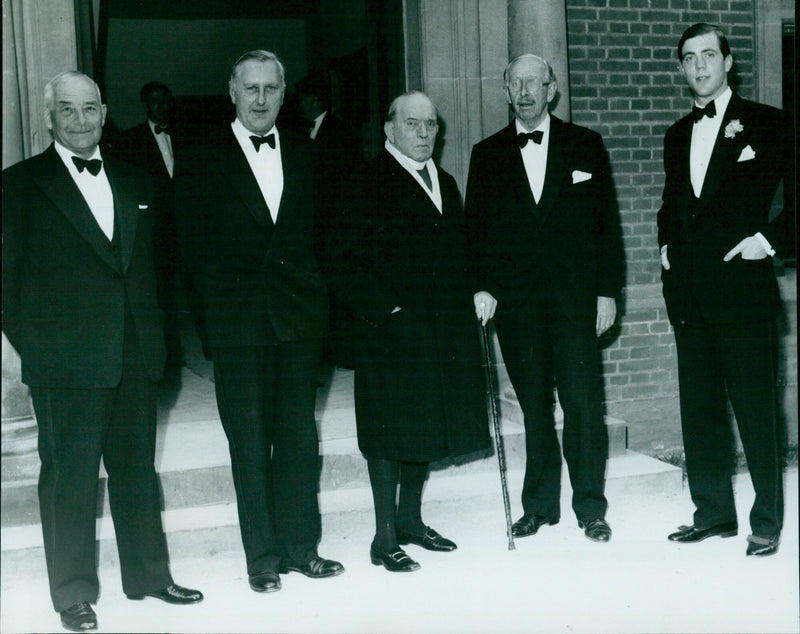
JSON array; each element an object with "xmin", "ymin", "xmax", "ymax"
[{"xmin": 480, "ymin": 324, "xmax": 515, "ymax": 550}]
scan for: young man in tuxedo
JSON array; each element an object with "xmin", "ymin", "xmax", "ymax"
[
  {"xmin": 658, "ymin": 23, "xmax": 794, "ymax": 556},
  {"xmin": 2, "ymin": 71, "xmax": 202, "ymax": 633},
  {"xmin": 464, "ymin": 55, "xmax": 623, "ymax": 544}
]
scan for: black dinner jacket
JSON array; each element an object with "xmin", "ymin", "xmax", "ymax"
[
  {"xmin": 175, "ymin": 126, "xmax": 328, "ymax": 346},
  {"xmin": 657, "ymin": 93, "xmax": 795, "ymax": 325},
  {"xmin": 464, "ymin": 117, "xmax": 623, "ymax": 319},
  {"xmin": 2, "ymin": 144, "xmax": 166, "ymax": 387}
]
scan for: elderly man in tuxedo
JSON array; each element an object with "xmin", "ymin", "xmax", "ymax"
[
  {"xmin": 464, "ymin": 54, "xmax": 623, "ymax": 544},
  {"xmin": 2, "ymin": 71, "xmax": 202, "ymax": 633},
  {"xmin": 175, "ymin": 50, "xmax": 343, "ymax": 593},
  {"xmin": 659, "ymin": 24, "xmax": 794, "ymax": 557}
]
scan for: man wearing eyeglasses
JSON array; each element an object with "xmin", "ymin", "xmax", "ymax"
[{"xmin": 464, "ymin": 54, "xmax": 623, "ymax": 543}]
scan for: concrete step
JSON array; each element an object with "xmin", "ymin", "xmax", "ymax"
[{"xmin": 1, "ymin": 366, "xmax": 682, "ymax": 557}]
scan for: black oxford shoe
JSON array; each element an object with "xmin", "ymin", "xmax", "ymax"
[
  {"xmin": 128, "ymin": 583, "xmax": 203, "ymax": 604},
  {"xmin": 668, "ymin": 521, "xmax": 738, "ymax": 543},
  {"xmin": 248, "ymin": 571, "xmax": 282, "ymax": 593},
  {"xmin": 578, "ymin": 518, "xmax": 612, "ymax": 542},
  {"xmin": 746, "ymin": 534, "xmax": 779, "ymax": 557},
  {"xmin": 60, "ymin": 602, "xmax": 97, "ymax": 632},
  {"xmin": 370, "ymin": 545, "xmax": 421, "ymax": 572},
  {"xmin": 397, "ymin": 526, "xmax": 457, "ymax": 552},
  {"xmin": 511, "ymin": 513, "xmax": 558, "ymax": 538},
  {"xmin": 280, "ymin": 556, "xmax": 345, "ymax": 578}
]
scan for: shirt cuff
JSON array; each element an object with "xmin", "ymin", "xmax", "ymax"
[{"xmin": 754, "ymin": 232, "xmax": 775, "ymax": 256}]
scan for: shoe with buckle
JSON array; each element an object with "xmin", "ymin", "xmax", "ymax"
[
  {"xmin": 127, "ymin": 583, "xmax": 203, "ymax": 604},
  {"xmin": 248, "ymin": 571, "xmax": 282, "ymax": 593},
  {"xmin": 396, "ymin": 526, "xmax": 457, "ymax": 552},
  {"xmin": 578, "ymin": 518, "xmax": 612, "ymax": 542},
  {"xmin": 511, "ymin": 513, "xmax": 559, "ymax": 538},
  {"xmin": 60, "ymin": 602, "xmax": 97, "ymax": 632},
  {"xmin": 369, "ymin": 545, "xmax": 421, "ymax": 572},
  {"xmin": 668, "ymin": 521, "xmax": 738, "ymax": 543},
  {"xmin": 280, "ymin": 556, "xmax": 345, "ymax": 578},
  {"xmin": 746, "ymin": 534, "xmax": 779, "ymax": 557}
]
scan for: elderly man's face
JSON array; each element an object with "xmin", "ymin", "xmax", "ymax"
[
  {"xmin": 47, "ymin": 75, "xmax": 106, "ymax": 159},
  {"xmin": 385, "ymin": 93, "xmax": 438, "ymax": 163},
  {"xmin": 506, "ymin": 56, "xmax": 556, "ymax": 131},
  {"xmin": 230, "ymin": 59, "xmax": 285, "ymax": 135}
]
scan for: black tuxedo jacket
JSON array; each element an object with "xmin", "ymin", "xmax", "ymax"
[
  {"xmin": 114, "ymin": 122, "xmax": 173, "ymax": 183},
  {"xmin": 464, "ymin": 117, "xmax": 623, "ymax": 319},
  {"xmin": 2, "ymin": 145, "xmax": 165, "ymax": 387},
  {"xmin": 657, "ymin": 94, "xmax": 795, "ymax": 325},
  {"xmin": 175, "ymin": 127, "xmax": 328, "ymax": 346}
]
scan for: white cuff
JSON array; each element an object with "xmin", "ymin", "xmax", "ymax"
[{"xmin": 754, "ymin": 232, "xmax": 775, "ymax": 257}]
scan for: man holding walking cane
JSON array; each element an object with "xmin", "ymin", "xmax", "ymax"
[{"xmin": 464, "ymin": 54, "xmax": 624, "ymax": 544}]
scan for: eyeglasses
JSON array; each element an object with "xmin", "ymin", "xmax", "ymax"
[{"xmin": 506, "ymin": 78, "xmax": 551, "ymax": 94}]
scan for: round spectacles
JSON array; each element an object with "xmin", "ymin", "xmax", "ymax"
[{"xmin": 507, "ymin": 78, "xmax": 551, "ymax": 94}]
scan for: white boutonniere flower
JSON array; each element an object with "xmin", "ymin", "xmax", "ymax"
[{"xmin": 724, "ymin": 119, "xmax": 744, "ymax": 139}]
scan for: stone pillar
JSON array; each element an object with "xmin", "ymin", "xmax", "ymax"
[
  {"xmin": 2, "ymin": 0, "xmax": 78, "ymax": 438},
  {"xmin": 405, "ymin": 0, "xmax": 508, "ymax": 191},
  {"xmin": 507, "ymin": 0, "xmax": 570, "ymax": 121}
]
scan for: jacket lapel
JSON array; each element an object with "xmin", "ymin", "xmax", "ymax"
[
  {"xmin": 104, "ymin": 157, "xmax": 138, "ymax": 271},
  {"xmin": 537, "ymin": 116, "xmax": 567, "ymax": 220},
  {"xmin": 219, "ymin": 131, "xmax": 273, "ymax": 227},
  {"xmin": 499, "ymin": 124, "xmax": 538, "ymax": 214},
  {"xmin": 672, "ymin": 115, "xmax": 694, "ymax": 227},
  {"xmin": 33, "ymin": 145, "xmax": 121, "ymax": 271},
  {"xmin": 698, "ymin": 94, "xmax": 749, "ymax": 208}
]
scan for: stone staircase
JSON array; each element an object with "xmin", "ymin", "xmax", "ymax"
[{"xmin": 1, "ymin": 353, "xmax": 682, "ymax": 568}]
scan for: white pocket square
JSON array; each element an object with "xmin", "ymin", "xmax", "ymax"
[
  {"xmin": 138, "ymin": 204, "xmax": 149, "ymax": 210},
  {"xmin": 572, "ymin": 170, "xmax": 592, "ymax": 184},
  {"xmin": 737, "ymin": 145, "xmax": 756, "ymax": 162}
]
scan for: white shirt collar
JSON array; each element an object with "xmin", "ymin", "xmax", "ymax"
[
  {"xmin": 54, "ymin": 141, "xmax": 102, "ymax": 167},
  {"xmin": 231, "ymin": 118, "xmax": 279, "ymax": 148},
  {"xmin": 515, "ymin": 113, "xmax": 551, "ymax": 136},
  {"xmin": 384, "ymin": 139, "xmax": 433, "ymax": 172},
  {"xmin": 695, "ymin": 86, "xmax": 732, "ymax": 116}
]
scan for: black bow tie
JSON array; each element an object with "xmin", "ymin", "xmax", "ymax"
[
  {"xmin": 154, "ymin": 125, "xmax": 169, "ymax": 135},
  {"xmin": 72, "ymin": 156, "xmax": 103, "ymax": 176},
  {"xmin": 692, "ymin": 101, "xmax": 716, "ymax": 122},
  {"xmin": 517, "ymin": 130, "xmax": 544, "ymax": 147},
  {"xmin": 250, "ymin": 133, "xmax": 276, "ymax": 151}
]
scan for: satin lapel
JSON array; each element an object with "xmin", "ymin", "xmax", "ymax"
[
  {"xmin": 537, "ymin": 117, "xmax": 567, "ymax": 220},
  {"xmin": 218, "ymin": 133, "xmax": 273, "ymax": 227},
  {"xmin": 104, "ymin": 159, "xmax": 138, "ymax": 271},
  {"xmin": 274, "ymin": 139, "xmax": 301, "ymax": 229},
  {"xmin": 32, "ymin": 146, "xmax": 120, "ymax": 271},
  {"xmin": 672, "ymin": 116, "xmax": 694, "ymax": 228},
  {"xmin": 500, "ymin": 124, "xmax": 538, "ymax": 214},
  {"xmin": 698, "ymin": 94, "xmax": 748, "ymax": 209}
]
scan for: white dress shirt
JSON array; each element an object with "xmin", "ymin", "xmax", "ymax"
[
  {"xmin": 690, "ymin": 87, "xmax": 732, "ymax": 197},
  {"xmin": 148, "ymin": 119, "xmax": 174, "ymax": 177},
  {"xmin": 516, "ymin": 115, "xmax": 550, "ymax": 204},
  {"xmin": 231, "ymin": 118, "xmax": 283, "ymax": 223},
  {"xmin": 384, "ymin": 139, "xmax": 442, "ymax": 213},
  {"xmin": 54, "ymin": 141, "xmax": 115, "ymax": 241}
]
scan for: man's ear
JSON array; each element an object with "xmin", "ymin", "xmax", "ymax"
[{"xmin": 384, "ymin": 120, "xmax": 394, "ymax": 144}]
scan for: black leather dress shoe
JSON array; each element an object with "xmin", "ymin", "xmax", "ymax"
[
  {"xmin": 578, "ymin": 518, "xmax": 612, "ymax": 542},
  {"xmin": 668, "ymin": 521, "xmax": 738, "ymax": 543},
  {"xmin": 369, "ymin": 545, "xmax": 421, "ymax": 572},
  {"xmin": 397, "ymin": 526, "xmax": 457, "ymax": 552},
  {"xmin": 746, "ymin": 534, "xmax": 779, "ymax": 557},
  {"xmin": 128, "ymin": 583, "xmax": 203, "ymax": 604},
  {"xmin": 60, "ymin": 602, "xmax": 97, "ymax": 632},
  {"xmin": 511, "ymin": 514, "xmax": 558, "ymax": 538},
  {"xmin": 280, "ymin": 556, "xmax": 345, "ymax": 578},
  {"xmin": 248, "ymin": 571, "xmax": 282, "ymax": 593}
]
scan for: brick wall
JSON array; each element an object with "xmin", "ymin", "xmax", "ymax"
[{"xmin": 562, "ymin": 0, "xmax": 768, "ymax": 404}]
